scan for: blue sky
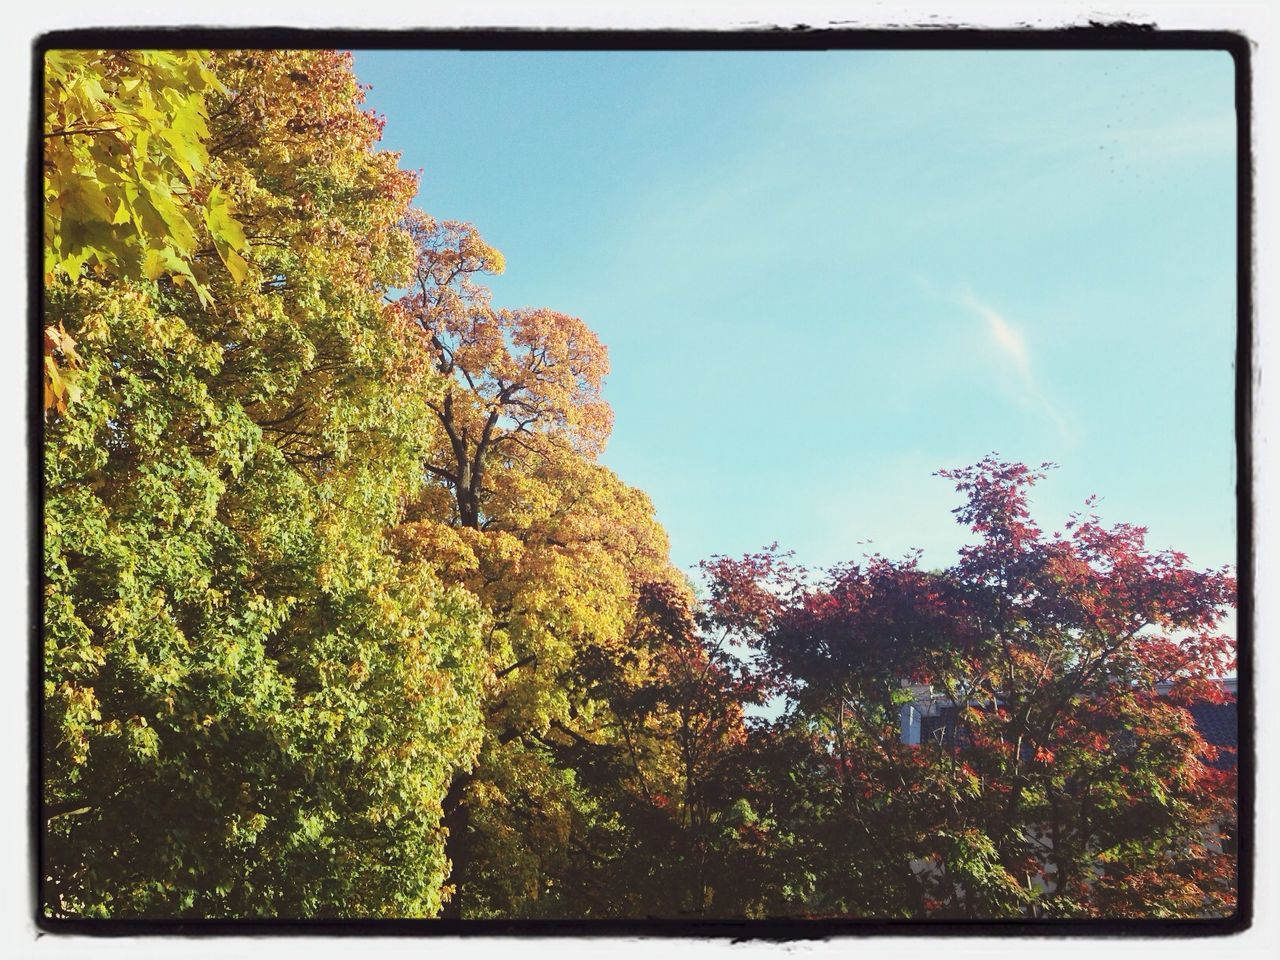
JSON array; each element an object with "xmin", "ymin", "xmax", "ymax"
[{"xmin": 353, "ymin": 49, "xmax": 1238, "ymax": 581}]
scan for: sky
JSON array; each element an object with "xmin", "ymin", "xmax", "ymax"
[{"xmin": 352, "ymin": 48, "xmax": 1238, "ymax": 582}]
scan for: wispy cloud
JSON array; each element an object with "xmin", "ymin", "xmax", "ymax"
[
  {"xmin": 958, "ymin": 288, "xmax": 1076, "ymax": 446},
  {"xmin": 963, "ymin": 291, "xmax": 1032, "ymax": 380}
]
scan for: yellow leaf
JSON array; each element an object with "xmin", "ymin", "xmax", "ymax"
[
  {"xmin": 224, "ymin": 248, "xmax": 249, "ymax": 285},
  {"xmin": 45, "ymin": 356, "xmax": 64, "ymax": 398}
]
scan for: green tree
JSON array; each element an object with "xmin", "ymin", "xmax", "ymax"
[{"xmin": 43, "ymin": 49, "xmax": 487, "ymax": 918}]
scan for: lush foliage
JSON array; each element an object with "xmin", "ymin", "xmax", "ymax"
[
  {"xmin": 42, "ymin": 50, "xmax": 1238, "ymax": 922},
  {"xmin": 699, "ymin": 459, "xmax": 1238, "ymax": 919},
  {"xmin": 43, "ymin": 49, "xmax": 487, "ymax": 918},
  {"xmin": 42, "ymin": 50, "xmax": 249, "ymax": 414}
]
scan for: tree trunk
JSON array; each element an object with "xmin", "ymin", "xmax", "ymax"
[{"xmin": 440, "ymin": 772, "xmax": 472, "ymax": 918}]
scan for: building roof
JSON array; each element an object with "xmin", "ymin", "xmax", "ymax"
[{"xmin": 1187, "ymin": 698, "xmax": 1238, "ymax": 770}]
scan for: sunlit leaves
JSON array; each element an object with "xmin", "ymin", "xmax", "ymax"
[
  {"xmin": 203, "ymin": 186, "xmax": 250, "ymax": 283},
  {"xmin": 42, "ymin": 323, "xmax": 82, "ymax": 414},
  {"xmin": 43, "ymin": 50, "xmax": 239, "ymax": 290},
  {"xmin": 42, "ymin": 49, "xmax": 251, "ymax": 412},
  {"xmin": 42, "ymin": 49, "xmax": 485, "ymax": 920}
]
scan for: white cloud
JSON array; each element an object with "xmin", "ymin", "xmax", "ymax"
[
  {"xmin": 958, "ymin": 287, "xmax": 1076, "ymax": 445},
  {"xmin": 962, "ymin": 290, "xmax": 1032, "ymax": 380}
]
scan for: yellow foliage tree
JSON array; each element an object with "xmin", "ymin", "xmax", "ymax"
[{"xmin": 393, "ymin": 216, "xmax": 687, "ymax": 915}]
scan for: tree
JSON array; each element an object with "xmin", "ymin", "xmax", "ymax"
[
  {"xmin": 481, "ymin": 578, "xmax": 768, "ymax": 918},
  {"xmin": 43, "ymin": 49, "xmax": 488, "ymax": 918},
  {"xmin": 399, "ymin": 211, "xmax": 611, "ymax": 529},
  {"xmin": 705, "ymin": 458, "xmax": 1238, "ymax": 918},
  {"xmin": 392, "ymin": 214, "xmax": 685, "ymax": 916}
]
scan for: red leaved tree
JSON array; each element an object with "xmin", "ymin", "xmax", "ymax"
[{"xmin": 706, "ymin": 457, "xmax": 1237, "ymax": 919}]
